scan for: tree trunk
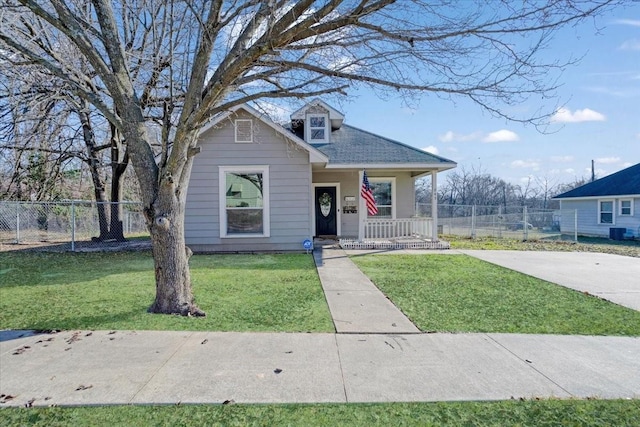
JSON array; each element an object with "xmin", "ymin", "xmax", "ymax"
[
  {"xmin": 79, "ymin": 106, "xmax": 110, "ymax": 240},
  {"xmin": 109, "ymin": 124, "xmax": 128, "ymax": 241},
  {"xmin": 146, "ymin": 189, "xmax": 204, "ymax": 316}
]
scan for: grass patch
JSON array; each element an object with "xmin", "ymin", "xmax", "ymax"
[
  {"xmin": 0, "ymin": 251, "xmax": 333, "ymax": 332},
  {"xmin": 446, "ymin": 235, "xmax": 640, "ymax": 258},
  {"xmin": 351, "ymin": 254, "xmax": 640, "ymax": 335},
  {"xmin": 1, "ymin": 400, "xmax": 639, "ymax": 426}
]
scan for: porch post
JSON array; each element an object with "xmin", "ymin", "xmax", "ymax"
[
  {"xmin": 358, "ymin": 170, "xmax": 365, "ymax": 241},
  {"xmin": 431, "ymin": 170, "xmax": 438, "ymax": 241}
]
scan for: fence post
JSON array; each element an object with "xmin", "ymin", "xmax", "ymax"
[
  {"xmin": 574, "ymin": 209, "xmax": 578, "ymax": 242},
  {"xmin": 471, "ymin": 205, "xmax": 476, "ymax": 239},
  {"xmin": 523, "ymin": 206, "xmax": 528, "ymax": 240},
  {"xmin": 71, "ymin": 201, "xmax": 76, "ymax": 252},
  {"xmin": 15, "ymin": 201, "xmax": 20, "ymax": 244}
]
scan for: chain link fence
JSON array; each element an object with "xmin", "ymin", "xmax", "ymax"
[
  {"xmin": 0, "ymin": 201, "xmax": 148, "ymax": 251},
  {"xmin": 417, "ymin": 204, "xmax": 578, "ymax": 241}
]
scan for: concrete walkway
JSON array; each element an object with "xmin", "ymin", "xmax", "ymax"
[{"xmin": 313, "ymin": 247, "xmax": 419, "ymax": 333}]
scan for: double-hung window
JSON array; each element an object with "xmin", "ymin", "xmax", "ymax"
[
  {"xmin": 598, "ymin": 200, "xmax": 614, "ymax": 224},
  {"xmin": 367, "ymin": 178, "xmax": 396, "ymax": 218},
  {"xmin": 306, "ymin": 114, "xmax": 329, "ymax": 143},
  {"xmin": 619, "ymin": 199, "xmax": 633, "ymax": 216},
  {"xmin": 219, "ymin": 166, "xmax": 270, "ymax": 237}
]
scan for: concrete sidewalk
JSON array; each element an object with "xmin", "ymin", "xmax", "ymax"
[{"xmin": 1, "ymin": 330, "xmax": 639, "ymax": 407}]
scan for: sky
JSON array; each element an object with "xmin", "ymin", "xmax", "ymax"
[{"xmin": 322, "ymin": 2, "xmax": 640, "ymax": 188}]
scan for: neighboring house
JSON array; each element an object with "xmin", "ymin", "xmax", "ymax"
[
  {"xmin": 553, "ymin": 163, "xmax": 640, "ymax": 239},
  {"xmin": 185, "ymin": 99, "xmax": 456, "ymax": 252}
]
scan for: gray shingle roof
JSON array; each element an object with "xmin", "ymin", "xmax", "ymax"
[
  {"xmin": 554, "ymin": 163, "xmax": 640, "ymax": 198},
  {"xmin": 307, "ymin": 123, "xmax": 455, "ymax": 167}
]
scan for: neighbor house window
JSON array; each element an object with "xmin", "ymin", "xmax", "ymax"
[
  {"xmin": 234, "ymin": 119, "xmax": 253, "ymax": 143},
  {"xmin": 306, "ymin": 114, "xmax": 328, "ymax": 143},
  {"xmin": 219, "ymin": 166, "xmax": 270, "ymax": 237},
  {"xmin": 598, "ymin": 200, "xmax": 614, "ymax": 224},
  {"xmin": 619, "ymin": 199, "xmax": 633, "ymax": 216},
  {"xmin": 368, "ymin": 178, "xmax": 396, "ymax": 218}
]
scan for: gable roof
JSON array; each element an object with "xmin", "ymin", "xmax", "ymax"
[
  {"xmin": 290, "ymin": 98, "xmax": 345, "ymax": 129},
  {"xmin": 305, "ymin": 123, "xmax": 456, "ymax": 170},
  {"xmin": 554, "ymin": 163, "xmax": 640, "ymax": 199},
  {"xmin": 199, "ymin": 104, "xmax": 328, "ymax": 164}
]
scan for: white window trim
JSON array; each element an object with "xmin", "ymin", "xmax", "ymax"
[
  {"xmin": 368, "ymin": 177, "xmax": 396, "ymax": 219},
  {"xmin": 305, "ymin": 113, "xmax": 329, "ymax": 143},
  {"xmin": 619, "ymin": 199, "xmax": 634, "ymax": 216},
  {"xmin": 234, "ymin": 119, "xmax": 253, "ymax": 143},
  {"xmin": 219, "ymin": 165, "xmax": 270, "ymax": 238},
  {"xmin": 598, "ymin": 199, "xmax": 615, "ymax": 225}
]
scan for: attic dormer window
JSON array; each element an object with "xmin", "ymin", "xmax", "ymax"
[{"xmin": 306, "ymin": 114, "xmax": 328, "ymax": 143}]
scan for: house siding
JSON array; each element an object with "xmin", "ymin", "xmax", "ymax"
[
  {"xmin": 185, "ymin": 110, "xmax": 313, "ymax": 252},
  {"xmin": 560, "ymin": 197, "xmax": 640, "ymax": 238}
]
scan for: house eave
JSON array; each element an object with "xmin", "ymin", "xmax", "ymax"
[
  {"xmin": 323, "ymin": 162, "xmax": 456, "ymax": 171},
  {"xmin": 555, "ymin": 194, "xmax": 640, "ymax": 201}
]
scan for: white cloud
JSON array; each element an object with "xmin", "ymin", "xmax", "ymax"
[
  {"xmin": 551, "ymin": 108, "xmax": 606, "ymax": 123},
  {"xmin": 438, "ymin": 131, "xmax": 481, "ymax": 143},
  {"xmin": 619, "ymin": 39, "xmax": 640, "ymax": 50},
  {"xmin": 550, "ymin": 155, "xmax": 574, "ymax": 163},
  {"xmin": 614, "ymin": 19, "xmax": 640, "ymax": 27},
  {"xmin": 595, "ymin": 157, "xmax": 621, "ymax": 164},
  {"xmin": 422, "ymin": 145, "xmax": 439, "ymax": 155},
  {"xmin": 510, "ymin": 159, "xmax": 540, "ymax": 170},
  {"xmin": 564, "ymin": 168, "xmax": 575, "ymax": 174},
  {"xmin": 636, "ymin": 133, "xmax": 640, "ymax": 140},
  {"xmin": 482, "ymin": 129, "xmax": 519, "ymax": 143}
]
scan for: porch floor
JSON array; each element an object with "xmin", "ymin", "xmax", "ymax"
[{"xmin": 339, "ymin": 237, "xmax": 450, "ymax": 250}]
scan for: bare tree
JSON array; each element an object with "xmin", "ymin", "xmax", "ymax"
[{"xmin": 0, "ymin": 0, "xmax": 618, "ymax": 316}]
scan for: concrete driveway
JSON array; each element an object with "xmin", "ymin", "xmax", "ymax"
[{"xmin": 460, "ymin": 250, "xmax": 640, "ymax": 311}]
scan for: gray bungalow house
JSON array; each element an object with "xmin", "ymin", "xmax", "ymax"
[
  {"xmin": 185, "ymin": 99, "xmax": 456, "ymax": 252},
  {"xmin": 553, "ymin": 162, "xmax": 640, "ymax": 239}
]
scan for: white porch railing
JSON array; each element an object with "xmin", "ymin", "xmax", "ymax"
[{"xmin": 363, "ymin": 217, "xmax": 433, "ymax": 239}]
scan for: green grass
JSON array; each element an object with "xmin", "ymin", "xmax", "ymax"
[
  {"xmin": 0, "ymin": 251, "xmax": 333, "ymax": 332},
  {"xmin": 351, "ymin": 254, "xmax": 640, "ymax": 335},
  {"xmin": 445, "ymin": 234, "xmax": 640, "ymax": 257},
  {"xmin": 1, "ymin": 400, "xmax": 639, "ymax": 426}
]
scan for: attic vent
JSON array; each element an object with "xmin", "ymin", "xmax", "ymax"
[{"xmin": 235, "ymin": 119, "xmax": 253, "ymax": 143}]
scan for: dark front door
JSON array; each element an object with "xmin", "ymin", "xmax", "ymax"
[{"xmin": 315, "ymin": 186, "xmax": 337, "ymax": 236}]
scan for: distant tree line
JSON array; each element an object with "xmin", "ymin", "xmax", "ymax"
[{"xmin": 417, "ymin": 166, "xmax": 589, "ymax": 210}]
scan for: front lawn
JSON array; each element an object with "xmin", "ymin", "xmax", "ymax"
[
  {"xmin": 0, "ymin": 251, "xmax": 334, "ymax": 332},
  {"xmin": 1, "ymin": 400, "xmax": 639, "ymax": 426},
  {"xmin": 352, "ymin": 254, "xmax": 640, "ymax": 335},
  {"xmin": 446, "ymin": 234, "xmax": 640, "ymax": 257}
]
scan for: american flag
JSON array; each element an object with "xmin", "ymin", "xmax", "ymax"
[{"xmin": 361, "ymin": 170, "xmax": 378, "ymax": 216}]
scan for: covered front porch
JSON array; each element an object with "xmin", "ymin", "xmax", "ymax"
[{"xmin": 312, "ymin": 167, "xmax": 450, "ymax": 250}]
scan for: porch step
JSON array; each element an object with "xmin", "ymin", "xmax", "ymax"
[{"xmin": 339, "ymin": 238, "xmax": 450, "ymax": 250}]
